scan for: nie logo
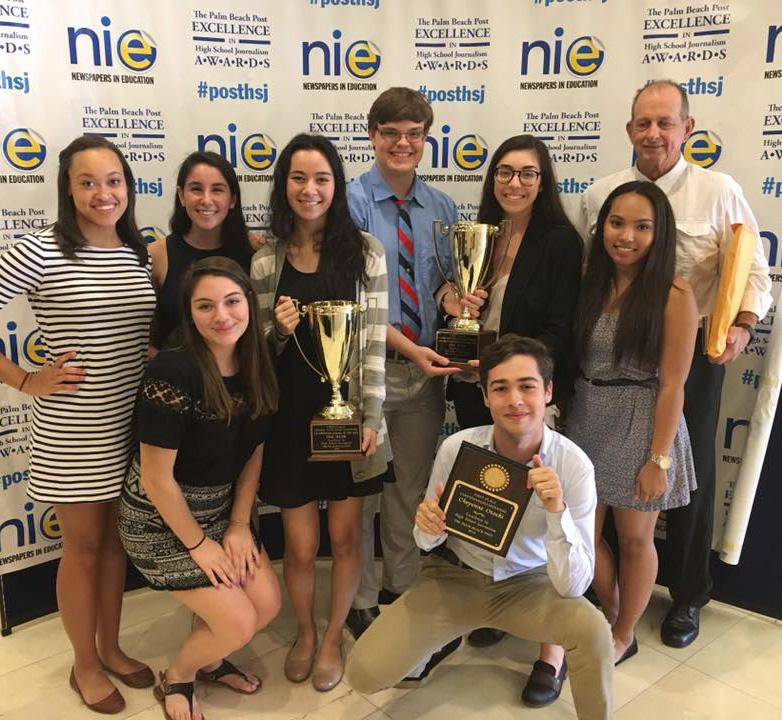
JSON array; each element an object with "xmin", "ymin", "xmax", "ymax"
[
  {"xmin": 197, "ymin": 124, "xmax": 277, "ymax": 172},
  {"xmin": 425, "ymin": 125, "xmax": 489, "ymax": 172},
  {"xmin": 302, "ymin": 30, "xmax": 381, "ymax": 79},
  {"xmin": 683, "ymin": 130, "xmax": 722, "ymax": 169},
  {"xmin": 140, "ymin": 226, "xmax": 166, "ymax": 245},
  {"xmin": 521, "ymin": 27, "xmax": 605, "ymax": 77},
  {"xmin": 2, "ymin": 128, "xmax": 46, "ymax": 172},
  {"xmin": 67, "ymin": 16, "xmax": 157, "ymax": 72}
]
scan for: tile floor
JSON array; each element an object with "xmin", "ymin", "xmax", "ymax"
[{"xmin": 2, "ymin": 561, "xmax": 781, "ymax": 719}]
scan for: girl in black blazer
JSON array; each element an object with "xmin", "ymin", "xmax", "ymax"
[{"xmin": 445, "ymin": 135, "xmax": 583, "ymax": 429}]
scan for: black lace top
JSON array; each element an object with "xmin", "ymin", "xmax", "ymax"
[{"xmin": 137, "ymin": 350, "xmax": 270, "ymax": 487}]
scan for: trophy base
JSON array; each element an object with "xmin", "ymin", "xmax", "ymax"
[
  {"xmin": 308, "ymin": 413, "xmax": 364, "ymax": 462},
  {"xmin": 436, "ymin": 328, "xmax": 497, "ymax": 368}
]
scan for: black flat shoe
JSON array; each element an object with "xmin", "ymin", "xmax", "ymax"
[
  {"xmin": 345, "ymin": 606, "xmax": 380, "ymax": 640},
  {"xmin": 661, "ymin": 603, "xmax": 700, "ymax": 648},
  {"xmin": 615, "ymin": 636, "xmax": 638, "ymax": 666},
  {"xmin": 378, "ymin": 588, "xmax": 400, "ymax": 605},
  {"xmin": 467, "ymin": 627, "xmax": 506, "ymax": 648},
  {"xmin": 521, "ymin": 659, "xmax": 567, "ymax": 708}
]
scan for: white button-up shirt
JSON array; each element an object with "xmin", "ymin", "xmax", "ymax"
[
  {"xmin": 579, "ymin": 155, "xmax": 772, "ymax": 320},
  {"xmin": 414, "ymin": 424, "xmax": 596, "ymax": 598}
]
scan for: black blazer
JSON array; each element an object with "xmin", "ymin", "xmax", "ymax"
[{"xmin": 498, "ymin": 216, "xmax": 583, "ymax": 403}]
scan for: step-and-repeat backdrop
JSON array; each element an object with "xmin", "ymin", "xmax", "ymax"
[{"xmin": 0, "ymin": 0, "xmax": 779, "ymax": 573}]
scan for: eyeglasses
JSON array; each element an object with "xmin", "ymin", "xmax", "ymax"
[
  {"xmin": 375, "ymin": 126, "xmax": 427, "ymax": 143},
  {"xmin": 494, "ymin": 166, "xmax": 541, "ymax": 185}
]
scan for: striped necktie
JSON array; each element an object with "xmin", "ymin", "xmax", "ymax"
[{"xmin": 395, "ymin": 198, "xmax": 421, "ymax": 342}]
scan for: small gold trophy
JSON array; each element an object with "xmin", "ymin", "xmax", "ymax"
[
  {"xmin": 433, "ymin": 220, "xmax": 510, "ymax": 367},
  {"xmin": 292, "ymin": 300, "xmax": 365, "ymax": 461}
]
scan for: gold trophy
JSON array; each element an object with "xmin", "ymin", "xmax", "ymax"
[
  {"xmin": 433, "ymin": 220, "xmax": 510, "ymax": 367},
  {"xmin": 292, "ymin": 300, "xmax": 365, "ymax": 461}
]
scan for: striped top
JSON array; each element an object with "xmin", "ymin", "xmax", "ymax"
[
  {"xmin": 0, "ymin": 227, "xmax": 155, "ymax": 503},
  {"xmin": 250, "ymin": 232, "xmax": 392, "ymax": 480}
]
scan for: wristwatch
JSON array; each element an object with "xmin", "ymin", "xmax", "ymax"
[
  {"xmin": 648, "ymin": 452, "xmax": 672, "ymax": 470},
  {"xmin": 735, "ymin": 322, "xmax": 756, "ymax": 345}
]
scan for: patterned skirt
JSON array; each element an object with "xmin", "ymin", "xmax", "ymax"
[{"xmin": 118, "ymin": 456, "xmax": 258, "ymax": 591}]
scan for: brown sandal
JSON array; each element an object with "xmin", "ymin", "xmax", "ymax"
[{"xmin": 153, "ymin": 671, "xmax": 205, "ymax": 720}]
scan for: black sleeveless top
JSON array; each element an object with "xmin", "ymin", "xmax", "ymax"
[{"xmin": 155, "ymin": 233, "xmax": 224, "ymax": 347}]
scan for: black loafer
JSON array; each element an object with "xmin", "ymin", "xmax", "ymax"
[
  {"xmin": 521, "ymin": 659, "xmax": 567, "ymax": 708},
  {"xmin": 467, "ymin": 627, "xmax": 506, "ymax": 647},
  {"xmin": 345, "ymin": 606, "xmax": 380, "ymax": 640},
  {"xmin": 661, "ymin": 603, "xmax": 700, "ymax": 648}
]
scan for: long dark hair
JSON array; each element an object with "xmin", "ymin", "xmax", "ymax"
[
  {"xmin": 54, "ymin": 135, "xmax": 147, "ymax": 265},
  {"xmin": 170, "ymin": 151, "xmax": 253, "ymax": 271},
  {"xmin": 270, "ymin": 134, "xmax": 367, "ymax": 295},
  {"xmin": 477, "ymin": 134, "xmax": 574, "ymax": 231},
  {"xmin": 179, "ymin": 257, "xmax": 278, "ymax": 420},
  {"xmin": 574, "ymin": 181, "xmax": 676, "ymax": 368}
]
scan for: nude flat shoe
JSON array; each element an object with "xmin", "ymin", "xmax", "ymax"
[
  {"xmin": 284, "ymin": 638, "xmax": 317, "ymax": 683},
  {"xmin": 311, "ymin": 642, "xmax": 344, "ymax": 692}
]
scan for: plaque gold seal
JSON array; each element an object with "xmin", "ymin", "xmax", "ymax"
[{"xmin": 480, "ymin": 463, "xmax": 510, "ymax": 492}]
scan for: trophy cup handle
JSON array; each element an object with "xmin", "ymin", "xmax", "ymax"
[
  {"xmin": 288, "ymin": 301, "xmax": 328, "ymax": 382},
  {"xmin": 480, "ymin": 219, "xmax": 512, "ymax": 290},
  {"xmin": 431, "ymin": 220, "xmax": 453, "ymax": 288}
]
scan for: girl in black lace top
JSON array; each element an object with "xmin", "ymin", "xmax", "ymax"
[{"xmin": 119, "ymin": 257, "xmax": 280, "ymax": 720}]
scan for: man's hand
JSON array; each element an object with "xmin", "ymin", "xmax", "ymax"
[
  {"xmin": 457, "ymin": 359, "xmax": 480, "ymax": 383},
  {"xmin": 410, "ymin": 346, "xmax": 461, "ymax": 378},
  {"xmin": 527, "ymin": 455, "xmax": 565, "ymax": 513},
  {"xmin": 711, "ymin": 324, "xmax": 751, "ymax": 365},
  {"xmin": 415, "ymin": 482, "xmax": 447, "ymax": 536}
]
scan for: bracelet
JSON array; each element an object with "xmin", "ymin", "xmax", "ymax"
[
  {"xmin": 185, "ymin": 532, "xmax": 206, "ymax": 552},
  {"xmin": 229, "ymin": 520, "xmax": 250, "ymax": 527},
  {"xmin": 18, "ymin": 372, "xmax": 30, "ymax": 393}
]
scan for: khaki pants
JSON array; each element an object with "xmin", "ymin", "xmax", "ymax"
[{"xmin": 347, "ymin": 556, "xmax": 613, "ymax": 720}]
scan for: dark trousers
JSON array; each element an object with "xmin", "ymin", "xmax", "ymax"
[
  {"xmin": 447, "ymin": 378, "xmax": 491, "ymax": 430},
  {"xmin": 665, "ymin": 329, "xmax": 725, "ymax": 607}
]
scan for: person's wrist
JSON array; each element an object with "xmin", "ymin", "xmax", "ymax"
[{"xmin": 735, "ymin": 322, "xmax": 756, "ymax": 345}]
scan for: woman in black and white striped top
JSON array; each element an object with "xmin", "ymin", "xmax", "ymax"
[{"xmin": 0, "ymin": 136, "xmax": 156, "ymax": 714}]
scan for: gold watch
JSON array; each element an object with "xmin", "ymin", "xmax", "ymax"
[{"xmin": 648, "ymin": 452, "xmax": 672, "ymax": 470}]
